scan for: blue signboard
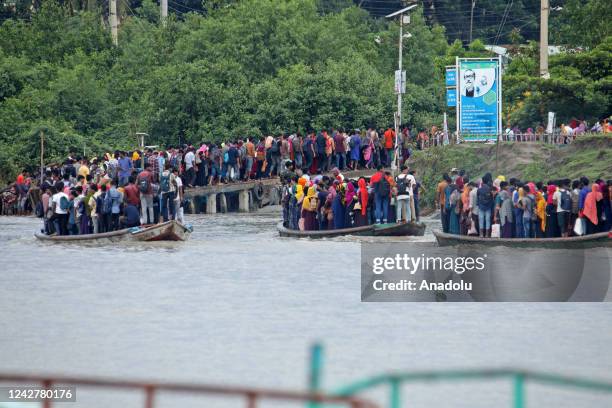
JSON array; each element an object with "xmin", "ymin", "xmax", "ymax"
[
  {"xmin": 445, "ymin": 68, "xmax": 457, "ymax": 87},
  {"xmin": 446, "ymin": 88, "xmax": 456, "ymax": 107},
  {"xmin": 458, "ymin": 59, "xmax": 500, "ymax": 142}
]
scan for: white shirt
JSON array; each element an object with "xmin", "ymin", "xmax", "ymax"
[
  {"xmin": 174, "ymin": 176, "xmax": 183, "ymax": 202},
  {"xmin": 52, "ymin": 192, "xmax": 69, "ymax": 214},
  {"xmin": 185, "ymin": 152, "xmax": 195, "ymax": 169}
]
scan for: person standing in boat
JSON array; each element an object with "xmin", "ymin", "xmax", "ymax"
[
  {"xmin": 583, "ymin": 184, "xmax": 603, "ymax": 235},
  {"xmin": 498, "ymin": 182, "xmax": 514, "ymax": 238},
  {"xmin": 370, "ymin": 166, "xmax": 392, "ymax": 225},
  {"xmin": 301, "ymin": 185, "xmax": 319, "ymax": 231},
  {"xmin": 476, "ymin": 173, "xmax": 494, "ymax": 238},
  {"xmin": 395, "ymin": 166, "xmax": 412, "ymax": 223},
  {"xmin": 545, "ymin": 183, "xmax": 559, "ymax": 237},
  {"xmin": 137, "ymin": 163, "xmax": 155, "ymax": 225},
  {"xmin": 353, "ymin": 178, "xmax": 369, "ymax": 227},
  {"xmin": 436, "ymin": 174, "xmax": 450, "ymax": 233},
  {"xmin": 553, "ymin": 179, "xmax": 572, "ymax": 238}
]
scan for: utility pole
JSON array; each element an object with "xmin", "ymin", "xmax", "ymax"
[
  {"xmin": 469, "ymin": 0, "xmax": 476, "ymax": 43},
  {"xmin": 396, "ymin": 13, "xmax": 403, "ymax": 171},
  {"xmin": 161, "ymin": 0, "xmax": 168, "ymax": 25},
  {"xmin": 39, "ymin": 130, "xmax": 44, "ymax": 184},
  {"xmin": 386, "ymin": 4, "xmax": 416, "ymax": 172},
  {"xmin": 110, "ymin": 0, "xmax": 118, "ymax": 46},
  {"xmin": 539, "ymin": 0, "xmax": 549, "ymax": 78}
]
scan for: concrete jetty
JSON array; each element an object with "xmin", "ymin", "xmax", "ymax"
[{"xmin": 182, "ymin": 169, "xmax": 377, "ymax": 214}]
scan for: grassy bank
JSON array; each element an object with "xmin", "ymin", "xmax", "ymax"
[{"xmin": 407, "ymin": 134, "xmax": 612, "ymax": 209}]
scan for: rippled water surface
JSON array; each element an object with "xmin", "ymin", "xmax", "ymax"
[{"xmin": 1, "ymin": 210, "xmax": 611, "ymax": 408}]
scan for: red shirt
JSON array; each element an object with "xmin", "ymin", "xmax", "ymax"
[
  {"xmin": 124, "ymin": 183, "xmax": 140, "ymax": 206},
  {"xmin": 384, "ymin": 129, "xmax": 395, "ymax": 149}
]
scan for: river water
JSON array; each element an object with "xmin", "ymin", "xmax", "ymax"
[{"xmin": 1, "ymin": 210, "xmax": 611, "ymax": 408}]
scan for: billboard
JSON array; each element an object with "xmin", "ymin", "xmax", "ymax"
[
  {"xmin": 446, "ymin": 88, "xmax": 456, "ymax": 107},
  {"xmin": 457, "ymin": 58, "xmax": 501, "ymax": 142}
]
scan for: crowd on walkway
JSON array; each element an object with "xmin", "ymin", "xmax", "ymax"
[
  {"xmin": 436, "ymin": 169, "xmax": 612, "ymax": 238},
  {"xmin": 500, "ymin": 118, "xmax": 612, "ymax": 144},
  {"xmin": 281, "ymin": 163, "xmax": 424, "ymax": 231}
]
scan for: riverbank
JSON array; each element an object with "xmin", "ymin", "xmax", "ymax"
[{"xmin": 408, "ymin": 135, "xmax": 612, "ymax": 208}]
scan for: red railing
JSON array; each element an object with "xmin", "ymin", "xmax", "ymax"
[{"xmin": 0, "ymin": 373, "xmax": 378, "ymax": 408}]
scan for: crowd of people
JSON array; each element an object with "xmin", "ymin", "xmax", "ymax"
[
  {"xmin": 23, "ymin": 151, "xmax": 187, "ymax": 236},
  {"xmin": 280, "ymin": 163, "xmax": 424, "ymax": 231},
  {"xmin": 436, "ymin": 169, "xmax": 612, "ymax": 238},
  {"xmin": 501, "ymin": 118, "xmax": 612, "ymax": 144}
]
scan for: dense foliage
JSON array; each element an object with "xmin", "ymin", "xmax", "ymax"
[{"xmin": 0, "ymin": 0, "xmax": 610, "ymax": 182}]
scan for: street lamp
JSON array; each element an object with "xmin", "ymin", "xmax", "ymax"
[{"xmin": 386, "ymin": 4, "xmax": 417, "ymax": 171}]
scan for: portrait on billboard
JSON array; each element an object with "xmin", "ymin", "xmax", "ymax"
[{"xmin": 461, "ymin": 67, "xmax": 495, "ymax": 98}]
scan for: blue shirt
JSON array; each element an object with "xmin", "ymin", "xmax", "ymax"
[
  {"xmin": 118, "ymin": 157, "xmax": 132, "ymax": 177},
  {"xmin": 579, "ymin": 186, "xmax": 590, "ymax": 210},
  {"xmin": 109, "ymin": 187, "xmax": 122, "ymax": 214}
]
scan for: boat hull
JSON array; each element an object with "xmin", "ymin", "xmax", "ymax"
[
  {"xmin": 34, "ymin": 221, "xmax": 191, "ymax": 243},
  {"xmin": 277, "ymin": 221, "xmax": 426, "ymax": 238},
  {"xmin": 433, "ymin": 230, "xmax": 612, "ymax": 249},
  {"xmin": 131, "ymin": 220, "xmax": 192, "ymax": 242}
]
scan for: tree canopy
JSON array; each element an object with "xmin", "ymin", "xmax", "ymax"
[{"xmin": 0, "ymin": 0, "xmax": 610, "ymax": 182}]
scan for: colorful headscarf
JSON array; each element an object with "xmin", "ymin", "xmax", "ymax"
[
  {"xmin": 358, "ymin": 178, "xmax": 368, "ymax": 216},
  {"xmin": 584, "ymin": 184, "xmax": 603, "ymax": 225},
  {"xmin": 546, "ymin": 185, "xmax": 557, "ymax": 205},
  {"xmin": 295, "ymin": 184, "xmax": 304, "ymax": 202},
  {"xmin": 345, "ymin": 183, "xmax": 356, "ymax": 207},
  {"xmin": 536, "ymin": 192, "xmax": 547, "ymax": 232},
  {"xmin": 302, "ymin": 185, "xmax": 318, "ymax": 211}
]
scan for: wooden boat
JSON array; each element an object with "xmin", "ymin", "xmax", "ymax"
[
  {"xmin": 131, "ymin": 220, "xmax": 192, "ymax": 241},
  {"xmin": 34, "ymin": 221, "xmax": 192, "ymax": 243},
  {"xmin": 277, "ymin": 221, "xmax": 426, "ymax": 238},
  {"xmin": 433, "ymin": 229, "xmax": 612, "ymax": 249}
]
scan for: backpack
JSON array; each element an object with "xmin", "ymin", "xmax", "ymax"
[
  {"xmin": 477, "ymin": 184, "xmax": 493, "ymax": 209},
  {"xmin": 160, "ymin": 173, "xmax": 171, "ymax": 193},
  {"xmin": 101, "ymin": 192, "xmax": 112, "ymax": 215},
  {"xmin": 35, "ymin": 201, "xmax": 44, "ymax": 218},
  {"xmin": 309, "ymin": 197, "xmax": 319, "ymax": 211},
  {"xmin": 560, "ymin": 190, "xmax": 572, "ymax": 211},
  {"xmin": 138, "ymin": 176, "xmax": 150, "ymax": 193},
  {"xmin": 256, "ymin": 145, "xmax": 265, "ymax": 161},
  {"xmin": 270, "ymin": 140, "xmax": 280, "ymax": 154},
  {"xmin": 59, "ymin": 195, "xmax": 70, "ymax": 211},
  {"xmin": 223, "ymin": 151, "xmax": 229, "ymax": 163},
  {"xmin": 107, "ymin": 162, "xmax": 118, "ymax": 179},
  {"xmin": 376, "ymin": 176, "xmax": 390, "ymax": 197},
  {"xmin": 396, "ymin": 175, "xmax": 409, "ymax": 195}
]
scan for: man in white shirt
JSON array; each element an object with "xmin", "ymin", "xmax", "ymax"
[
  {"xmin": 184, "ymin": 148, "xmax": 196, "ymax": 187},
  {"xmin": 51, "ymin": 184, "xmax": 69, "ymax": 235},
  {"xmin": 395, "ymin": 166, "xmax": 413, "ymax": 222},
  {"xmin": 173, "ymin": 168, "xmax": 185, "ymax": 224},
  {"xmin": 553, "ymin": 179, "xmax": 571, "ymax": 237}
]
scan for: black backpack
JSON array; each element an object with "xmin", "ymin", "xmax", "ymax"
[
  {"xmin": 477, "ymin": 184, "xmax": 493, "ymax": 208},
  {"xmin": 138, "ymin": 176, "xmax": 150, "ymax": 193},
  {"xmin": 396, "ymin": 175, "xmax": 409, "ymax": 195},
  {"xmin": 376, "ymin": 176, "xmax": 390, "ymax": 197},
  {"xmin": 560, "ymin": 190, "xmax": 572, "ymax": 211}
]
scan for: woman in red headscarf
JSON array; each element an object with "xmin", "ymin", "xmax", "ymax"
[
  {"xmin": 583, "ymin": 184, "xmax": 603, "ymax": 234},
  {"xmin": 354, "ymin": 178, "xmax": 369, "ymax": 227}
]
